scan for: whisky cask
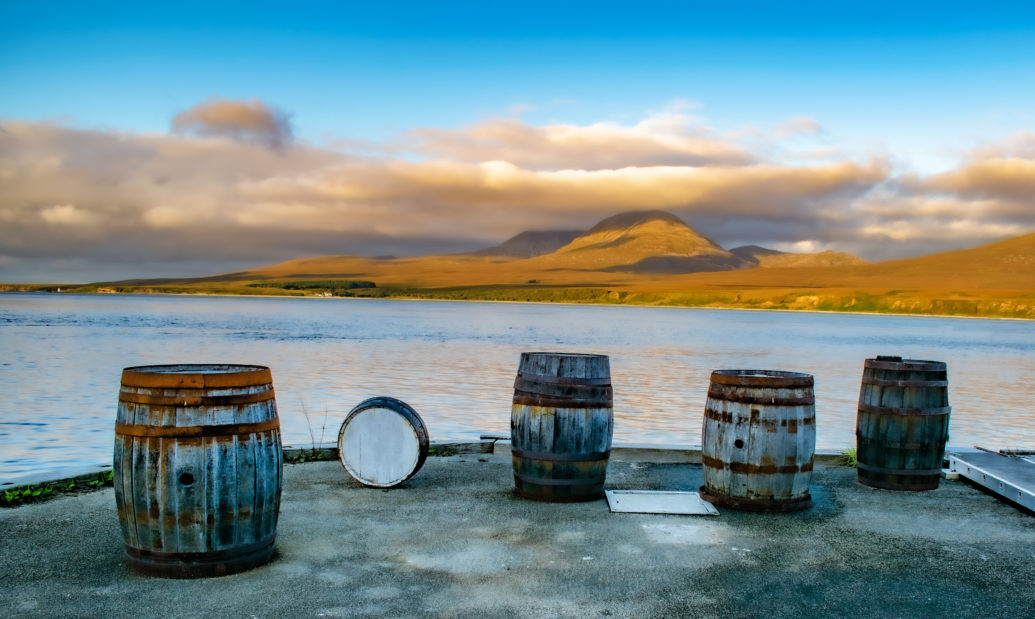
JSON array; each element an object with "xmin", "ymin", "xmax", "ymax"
[
  {"xmin": 113, "ymin": 364, "xmax": 282, "ymax": 578},
  {"xmin": 701, "ymin": 370, "xmax": 816, "ymax": 512},
  {"xmin": 856, "ymin": 356, "xmax": 950, "ymax": 491},
  {"xmin": 511, "ymin": 352, "xmax": 613, "ymax": 502}
]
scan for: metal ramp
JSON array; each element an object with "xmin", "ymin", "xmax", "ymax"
[{"xmin": 947, "ymin": 450, "xmax": 1035, "ymax": 514}]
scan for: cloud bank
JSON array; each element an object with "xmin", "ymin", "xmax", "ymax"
[{"xmin": 1, "ymin": 99, "xmax": 1033, "ymax": 281}]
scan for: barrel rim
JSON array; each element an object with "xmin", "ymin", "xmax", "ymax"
[
  {"xmin": 699, "ymin": 487, "xmax": 812, "ymax": 513},
  {"xmin": 710, "ymin": 369, "xmax": 814, "ymax": 388},
  {"xmin": 123, "ymin": 536, "xmax": 276, "ymax": 579},
  {"xmin": 519, "ymin": 351, "xmax": 610, "ymax": 361},
  {"xmin": 863, "ymin": 358, "xmax": 946, "ymax": 372},
  {"xmin": 121, "ymin": 364, "xmax": 273, "ymax": 388}
]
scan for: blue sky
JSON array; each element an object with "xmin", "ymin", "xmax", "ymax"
[
  {"xmin": 1, "ymin": 1, "xmax": 1034, "ymax": 280},
  {"xmin": 4, "ymin": 2, "xmax": 1032, "ymax": 161}
]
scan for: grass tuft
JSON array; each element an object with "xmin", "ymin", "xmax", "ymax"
[{"xmin": 1, "ymin": 470, "xmax": 114, "ymax": 508}]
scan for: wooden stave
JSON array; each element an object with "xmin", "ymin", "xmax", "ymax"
[
  {"xmin": 511, "ymin": 352, "xmax": 613, "ymax": 503},
  {"xmin": 337, "ymin": 396, "xmax": 430, "ymax": 488},
  {"xmin": 855, "ymin": 358, "xmax": 950, "ymax": 491},
  {"xmin": 113, "ymin": 364, "xmax": 282, "ymax": 578},
  {"xmin": 700, "ymin": 370, "xmax": 816, "ymax": 512}
]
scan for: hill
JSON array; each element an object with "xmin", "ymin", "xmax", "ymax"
[
  {"xmin": 730, "ymin": 245, "xmax": 867, "ymax": 267},
  {"xmin": 527, "ymin": 210, "xmax": 750, "ymax": 273},
  {"xmin": 695, "ymin": 232, "xmax": 1035, "ymax": 290},
  {"xmin": 472, "ymin": 230, "xmax": 581, "ymax": 259}
]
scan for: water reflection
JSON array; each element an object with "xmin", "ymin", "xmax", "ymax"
[{"xmin": 1, "ymin": 293, "xmax": 1033, "ymax": 479}]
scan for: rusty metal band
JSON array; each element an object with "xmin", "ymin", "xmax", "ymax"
[
  {"xmin": 121, "ymin": 366, "xmax": 273, "ymax": 389},
  {"xmin": 861, "ymin": 377, "xmax": 948, "ymax": 388},
  {"xmin": 514, "ymin": 473, "xmax": 606, "ymax": 487},
  {"xmin": 857, "ymin": 403, "xmax": 950, "ymax": 416},
  {"xmin": 864, "ymin": 359, "xmax": 946, "ymax": 372},
  {"xmin": 513, "ymin": 377, "xmax": 613, "ymax": 397},
  {"xmin": 706, "ymin": 389, "xmax": 815, "ymax": 406},
  {"xmin": 703, "ymin": 408, "xmax": 816, "ymax": 425},
  {"xmin": 512, "ymin": 394, "xmax": 613, "ymax": 409},
  {"xmin": 701, "ymin": 455, "xmax": 813, "ymax": 474},
  {"xmin": 856, "ymin": 462, "xmax": 942, "ymax": 476},
  {"xmin": 124, "ymin": 536, "xmax": 275, "ymax": 563},
  {"xmin": 515, "ymin": 372, "xmax": 612, "ymax": 387},
  {"xmin": 511, "ymin": 447, "xmax": 610, "ymax": 462},
  {"xmin": 709, "ymin": 371, "xmax": 813, "ymax": 388},
  {"xmin": 115, "ymin": 418, "xmax": 281, "ymax": 438},
  {"xmin": 119, "ymin": 389, "xmax": 275, "ymax": 407}
]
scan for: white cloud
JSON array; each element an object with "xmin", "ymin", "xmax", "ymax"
[{"xmin": 40, "ymin": 204, "xmax": 99, "ymax": 226}]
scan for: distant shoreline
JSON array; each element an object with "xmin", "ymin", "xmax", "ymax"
[{"xmin": 2, "ymin": 286, "xmax": 1031, "ymax": 322}]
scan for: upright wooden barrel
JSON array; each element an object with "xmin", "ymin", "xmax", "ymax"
[
  {"xmin": 701, "ymin": 370, "xmax": 816, "ymax": 512},
  {"xmin": 511, "ymin": 352, "xmax": 613, "ymax": 502},
  {"xmin": 338, "ymin": 396, "xmax": 429, "ymax": 488},
  {"xmin": 113, "ymin": 364, "xmax": 283, "ymax": 578},
  {"xmin": 856, "ymin": 356, "xmax": 950, "ymax": 491}
]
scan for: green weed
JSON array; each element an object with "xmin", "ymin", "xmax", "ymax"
[{"xmin": 0, "ymin": 470, "xmax": 114, "ymax": 508}]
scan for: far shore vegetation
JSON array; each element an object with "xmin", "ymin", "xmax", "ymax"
[{"xmin": 2, "ymin": 280, "xmax": 1032, "ymax": 320}]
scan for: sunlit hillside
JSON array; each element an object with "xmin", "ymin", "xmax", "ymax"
[{"xmin": 60, "ymin": 211, "xmax": 1034, "ymax": 319}]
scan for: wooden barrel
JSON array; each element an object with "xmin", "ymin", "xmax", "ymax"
[
  {"xmin": 511, "ymin": 352, "xmax": 613, "ymax": 502},
  {"xmin": 113, "ymin": 364, "xmax": 282, "ymax": 578},
  {"xmin": 700, "ymin": 370, "xmax": 816, "ymax": 512},
  {"xmin": 856, "ymin": 356, "xmax": 950, "ymax": 491},
  {"xmin": 338, "ymin": 397, "xmax": 429, "ymax": 488}
]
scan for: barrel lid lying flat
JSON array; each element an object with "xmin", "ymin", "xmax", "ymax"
[{"xmin": 605, "ymin": 490, "xmax": 719, "ymax": 516}]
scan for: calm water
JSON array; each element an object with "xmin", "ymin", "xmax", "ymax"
[{"xmin": 1, "ymin": 293, "xmax": 1033, "ymax": 480}]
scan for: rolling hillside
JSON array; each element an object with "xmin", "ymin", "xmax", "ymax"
[{"xmin": 80, "ymin": 211, "xmax": 1035, "ymax": 318}]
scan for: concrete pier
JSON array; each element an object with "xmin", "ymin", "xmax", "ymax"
[{"xmin": 2, "ymin": 446, "xmax": 1033, "ymax": 618}]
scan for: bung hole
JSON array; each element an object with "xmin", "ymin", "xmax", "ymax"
[
  {"xmin": 179, "ymin": 472, "xmax": 195, "ymax": 486},
  {"xmin": 734, "ymin": 439, "xmax": 745, "ymax": 449}
]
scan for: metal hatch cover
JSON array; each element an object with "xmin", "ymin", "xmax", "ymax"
[{"xmin": 605, "ymin": 490, "xmax": 719, "ymax": 516}]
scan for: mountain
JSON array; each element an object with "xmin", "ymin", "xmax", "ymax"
[
  {"xmin": 729, "ymin": 245, "xmax": 786, "ymax": 263},
  {"xmin": 472, "ymin": 230, "xmax": 581, "ymax": 259},
  {"xmin": 530, "ymin": 210, "xmax": 750, "ymax": 273},
  {"xmin": 730, "ymin": 245, "xmax": 867, "ymax": 267}
]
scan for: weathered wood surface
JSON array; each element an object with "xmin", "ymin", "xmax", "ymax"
[
  {"xmin": 337, "ymin": 397, "xmax": 429, "ymax": 488},
  {"xmin": 511, "ymin": 352, "xmax": 613, "ymax": 502},
  {"xmin": 113, "ymin": 364, "xmax": 282, "ymax": 578},
  {"xmin": 856, "ymin": 357, "xmax": 950, "ymax": 491},
  {"xmin": 701, "ymin": 370, "xmax": 816, "ymax": 512}
]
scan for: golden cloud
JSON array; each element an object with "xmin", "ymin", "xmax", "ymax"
[
  {"xmin": 172, "ymin": 97, "xmax": 292, "ymax": 149},
  {"xmin": 922, "ymin": 158, "xmax": 1035, "ymax": 203},
  {"xmin": 407, "ymin": 111, "xmax": 755, "ymax": 169}
]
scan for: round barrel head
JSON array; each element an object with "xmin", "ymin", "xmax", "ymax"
[
  {"xmin": 709, "ymin": 369, "xmax": 813, "ymax": 388},
  {"xmin": 337, "ymin": 397, "xmax": 429, "ymax": 488},
  {"xmin": 121, "ymin": 364, "xmax": 272, "ymax": 388}
]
